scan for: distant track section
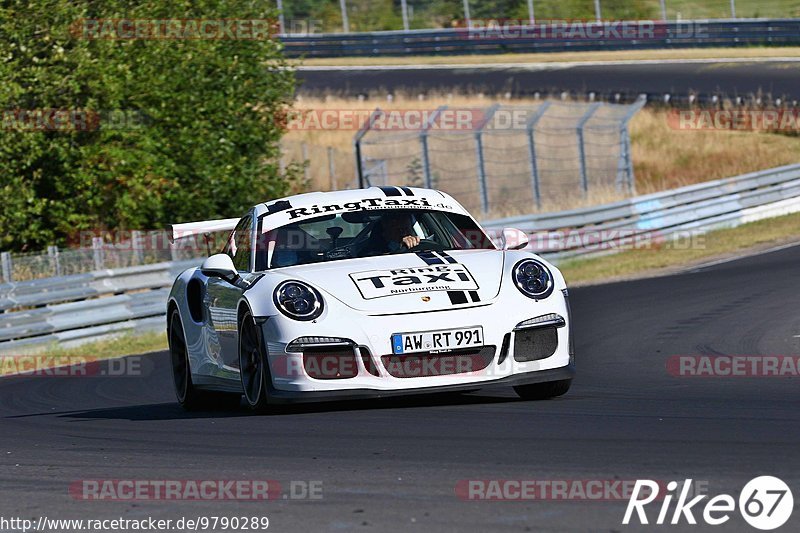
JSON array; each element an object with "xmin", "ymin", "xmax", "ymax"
[{"xmin": 296, "ymin": 59, "xmax": 800, "ymax": 103}]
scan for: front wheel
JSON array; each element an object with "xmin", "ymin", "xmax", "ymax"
[
  {"xmin": 514, "ymin": 379, "xmax": 571, "ymax": 401},
  {"xmin": 169, "ymin": 309, "xmax": 241, "ymax": 410},
  {"xmin": 239, "ymin": 310, "xmax": 271, "ymax": 412}
]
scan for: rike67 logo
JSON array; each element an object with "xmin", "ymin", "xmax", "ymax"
[{"xmin": 623, "ymin": 477, "xmax": 793, "ymax": 530}]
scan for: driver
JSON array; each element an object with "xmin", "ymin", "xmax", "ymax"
[{"xmin": 365, "ymin": 212, "xmax": 420, "ymax": 254}]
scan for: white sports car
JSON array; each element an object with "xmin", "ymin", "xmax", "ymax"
[{"xmin": 167, "ymin": 186, "xmax": 574, "ymax": 410}]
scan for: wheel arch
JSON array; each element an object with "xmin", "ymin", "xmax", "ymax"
[
  {"xmin": 167, "ymin": 298, "xmax": 181, "ymax": 331},
  {"xmin": 238, "ymin": 298, "xmax": 254, "ymax": 324}
]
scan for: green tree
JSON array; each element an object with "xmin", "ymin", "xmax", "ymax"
[{"xmin": 0, "ymin": 0, "xmax": 296, "ymax": 251}]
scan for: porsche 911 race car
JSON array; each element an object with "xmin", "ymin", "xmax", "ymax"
[{"xmin": 167, "ymin": 186, "xmax": 574, "ymax": 410}]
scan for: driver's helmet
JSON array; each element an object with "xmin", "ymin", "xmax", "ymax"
[{"xmin": 380, "ymin": 211, "xmax": 416, "ymax": 231}]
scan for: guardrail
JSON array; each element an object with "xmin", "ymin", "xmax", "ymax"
[
  {"xmin": 1, "ymin": 163, "xmax": 799, "ymax": 352},
  {"xmin": 282, "ymin": 19, "xmax": 800, "ymax": 58},
  {"xmin": 483, "ymin": 163, "xmax": 800, "ymax": 260},
  {"xmin": 0, "ymin": 260, "xmax": 198, "ymax": 353}
]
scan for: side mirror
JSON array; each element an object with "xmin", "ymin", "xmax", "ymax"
[
  {"xmin": 502, "ymin": 228, "xmax": 529, "ymax": 250},
  {"xmin": 201, "ymin": 253, "xmax": 238, "ymax": 280}
]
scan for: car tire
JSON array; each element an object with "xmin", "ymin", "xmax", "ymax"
[
  {"xmin": 239, "ymin": 310, "xmax": 271, "ymax": 412},
  {"xmin": 513, "ymin": 379, "xmax": 572, "ymax": 401},
  {"xmin": 169, "ymin": 309, "xmax": 241, "ymax": 411}
]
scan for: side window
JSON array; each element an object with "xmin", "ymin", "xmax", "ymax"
[{"xmin": 229, "ymin": 216, "xmax": 253, "ymax": 272}]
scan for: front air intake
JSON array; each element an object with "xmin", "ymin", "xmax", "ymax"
[
  {"xmin": 303, "ymin": 346, "xmax": 359, "ymax": 379},
  {"xmin": 513, "ymin": 327, "xmax": 558, "ymax": 362}
]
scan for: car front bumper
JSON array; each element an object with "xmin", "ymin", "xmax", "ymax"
[{"xmin": 260, "ymin": 289, "xmax": 574, "ymax": 400}]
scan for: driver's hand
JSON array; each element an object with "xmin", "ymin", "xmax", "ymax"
[{"xmin": 402, "ymin": 235, "xmax": 421, "ymax": 249}]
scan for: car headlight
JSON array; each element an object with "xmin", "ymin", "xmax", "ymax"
[
  {"xmin": 512, "ymin": 258, "xmax": 554, "ymax": 300},
  {"xmin": 274, "ymin": 281, "xmax": 324, "ymax": 321}
]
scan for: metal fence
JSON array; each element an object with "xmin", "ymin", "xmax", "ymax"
[
  {"xmin": 0, "ymin": 231, "xmax": 206, "ymax": 284},
  {"xmin": 277, "ymin": 0, "xmax": 800, "ymax": 34},
  {"xmin": 354, "ymin": 98, "xmax": 645, "ymax": 217},
  {"xmin": 280, "ymin": 140, "xmax": 358, "ymax": 191}
]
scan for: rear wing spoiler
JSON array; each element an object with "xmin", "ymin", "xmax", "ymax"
[{"xmin": 168, "ymin": 218, "xmax": 240, "ymax": 244}]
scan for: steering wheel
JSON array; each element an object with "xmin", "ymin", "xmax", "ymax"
[{"xmin": 324, "ymin": 245, "xmax": 353, "ymax": 260}]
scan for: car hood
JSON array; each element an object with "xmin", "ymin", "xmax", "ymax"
[{"xmin": 279, "ymin": 249, "xmax": 505, "ymax": 314}]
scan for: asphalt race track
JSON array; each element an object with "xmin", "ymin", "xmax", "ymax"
[
  {"xmin": 1, "ymin": 244, "xmax": 799, "ymax": 532},
  {"xmin": 297, "ymin": 60, "xmax": 800, "ymax": 102}
]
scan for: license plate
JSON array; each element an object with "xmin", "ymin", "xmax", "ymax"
[{"xmin": 391, "ymin": 326, "xmax": 483, "ymax": 355}]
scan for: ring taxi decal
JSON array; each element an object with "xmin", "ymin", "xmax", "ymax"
[{"xmin": 349, "ymin": 264, "xmax": 479, "ymax": 299}]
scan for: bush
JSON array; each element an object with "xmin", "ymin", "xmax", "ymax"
[{"xmin": 0, "ymin": 0, "xmax": 296, "ymax": 251}]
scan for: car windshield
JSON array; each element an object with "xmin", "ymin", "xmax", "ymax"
[{"xmin": 255, "ymin": 209, "xmax": 494, "ymax": 270}]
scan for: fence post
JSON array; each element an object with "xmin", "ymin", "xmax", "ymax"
[
  {"xmin": 47, "ymin": 245, "xmax": 62, "ymax": 277},
  {"xmin": 131, "ymin": 230, "xmax": 144, "ymax": 265},
  {"xmin": 327, "ymin": 146, "xmax": 338, "ymax": 190},
  {"xmin": 576, "ymin": 103, "xmax": 601, "ymax": 197},
  {"xmin": 339, "ymin": 0, "xmax": 350, "ymax": 32},
  {"xmin": 617, "ymin": 128, "xmax": 636, "ymax": 195},
  {"xmin": 594, "ymin": 0, "xmax": 602, "ymax": 22},
  {"xmin": 1, "ymin": 252, "xmax": 12, "ymax": 283},
  {"xmin": 730, "ymin": 0, "xmax": 736, "ymax": 18},
  {"xmin": 474, "ymin": 104, "xmax": 499, "ymax": 215},
  {"xmin": 170, "ymin": 236, "xmax": 180, "ymax": 262},
  {"xmin": 420, "ymin": 106, "xmax": 446, "ymax": 189},
  {"xmin": 276, "ymin": 0, "xmax": 285, "ymax": 34},
  {"xmin": 617, "ymin": 95, "xmax": 647, "ymax": 195},
  {"xmin": 526, "ymin": 101, "xmax": 551, "ymax": 210},
  {"xmin": 353, "ymin": 108, "xmax": 383, "ymax": 188},
  {"xmin": 301, "ymin": 142, "xmax": 310, "ymax": 184},
  {"xmin": 92, "ymin": 237, "xmax": 105, "ymax": 271},
  {"xmin": 659, "ymin": 0, "xmax": 667, "ymax": 20}
]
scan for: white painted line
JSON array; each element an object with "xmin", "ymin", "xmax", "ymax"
[{"xmin": 297, "ymin": 57, "xmax": 800, "ymax": 71}]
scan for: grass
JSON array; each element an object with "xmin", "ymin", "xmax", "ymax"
[
  {"xmin": 284, "ymin": 95, "xmax": 800, "ymax": 214},
  {"xmin": 0, "ymin": 330, "xmax": 167, "ymax": 376},
  {"xmin": 559, "ymin": 210, "xmax": 800, "ymax": 285},
  {"xmin": 295, "ymin": 46, "xmax": 800, "ymax": 67},
  {"xmin": 662, "ymin": 0, "xmax": 800, "ymax": 20}
]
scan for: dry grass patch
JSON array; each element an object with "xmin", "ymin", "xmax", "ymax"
[{"xmin": 630, "ymin": 109, "xmax": 800, "ymax": 194}]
